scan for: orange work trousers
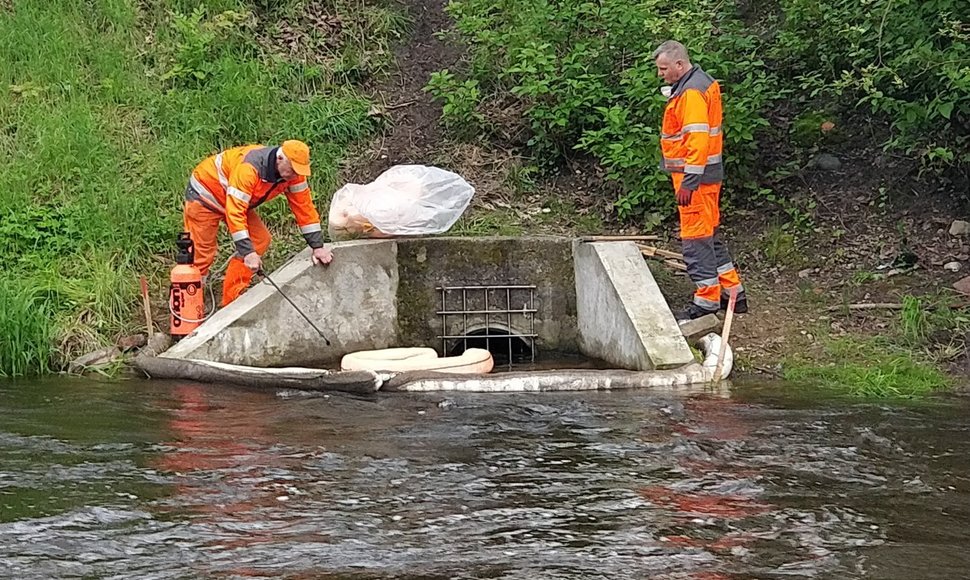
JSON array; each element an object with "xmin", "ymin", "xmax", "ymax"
[
  {"xmin": 183, "ymin": 200, "xmax": 272, "ymax": 307},
  {"xmin": 672, "ymin": 175, "xmax": 743, "ymax": 311}
]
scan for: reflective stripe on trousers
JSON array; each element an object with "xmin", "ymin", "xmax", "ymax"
[
  {"xmin": 673, "ymin": 178, "xmax": 744, "ymax": 307},
  {"xmin": 713, "ymin": 228, "xmax": 744, "ymax": 300},
  {"xmin": 683, "ymin": 229, "xmax": 745, "ymax": 309},
  {"xmin": 682, "ymin": 236, "xmax": 721, "ymax": 310}
]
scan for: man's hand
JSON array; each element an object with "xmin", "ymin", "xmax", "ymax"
[
  {"xmin": 311, "ymin": 246, "xmax": 333, "ymax": 266},
  {"xmin": 676, "ymin": 187, "xmax": 694, "ymax": 207},
  {"xmin": 243, "ymin": 252, "xmax": 262, "ymax": 272}
]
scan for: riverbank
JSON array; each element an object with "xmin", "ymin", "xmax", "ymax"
[{"xmin": 4, "ymin": 0, "xmax": 967, "ymax": 396}]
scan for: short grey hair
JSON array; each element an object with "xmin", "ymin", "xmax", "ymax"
[{"xmin": 652, "ymin": 40, "xmax": 690, "ymax": 62}]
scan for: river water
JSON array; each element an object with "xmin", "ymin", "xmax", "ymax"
[{"xmin": 1, "ymin": 377, "xmax": 969, "ymax": 579}]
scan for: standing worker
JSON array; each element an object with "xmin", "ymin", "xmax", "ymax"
[
  {"xmin": 653, "ymin": 40, "xmax": 748, "ymax": 321},
  {"xmin": 183, "ymin": 140, "xmax": 334, "ymax": 306}
]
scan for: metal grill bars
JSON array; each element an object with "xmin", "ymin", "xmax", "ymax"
[{"xmin": 436, "ymin": 285, "xmax": 537, "ymax": 364}]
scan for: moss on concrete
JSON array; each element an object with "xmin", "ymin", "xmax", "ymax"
[{"xmin": 396, "ymin": 236, "xmax": 579, "ymax": 355}]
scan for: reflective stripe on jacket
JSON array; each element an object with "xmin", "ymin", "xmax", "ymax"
[
  {"xmin": 187, "ymin": 145, "xmax": 323, "ymax": 255},
  {"xmin": 660, "ymin": 66, "xmax": 724, "ymax": 190}
]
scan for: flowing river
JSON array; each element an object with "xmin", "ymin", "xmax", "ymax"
[{"xmin": 2, "ymin": 377, "xmax": 969, "ymax": 578}]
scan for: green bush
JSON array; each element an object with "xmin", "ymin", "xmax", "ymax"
[
  {"xmin": 425, "ymin": 70, "xmax": 484, "ymax": 136},
  {"xmin": 431, "ymin": 0, "xmax": 969, "ymax": 215},
  {"xmin": 772, "ymin": 0, "xmax": 969, "ymax": 180}
]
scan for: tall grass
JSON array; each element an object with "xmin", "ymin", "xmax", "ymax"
[
  {"xmin": 0, "ymin": 280, "xmax": 53, "ymax": 377},
  {"xmin": 0, "ymin": 0, "xmax": 403, "ymax": 374},
  {"xmin": 899, "ymin": 295, "xmax": 928, "ymax": 345}
]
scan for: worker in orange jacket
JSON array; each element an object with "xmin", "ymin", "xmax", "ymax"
[
  {"xmin": 183, "ymin": 140, "xmax": 333, "ymax": 306},
  {"xmin": 654, "ymin": 40, "xmax": 747, "ymax": 321}
]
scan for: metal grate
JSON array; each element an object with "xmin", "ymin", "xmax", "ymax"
[{"xmin": 436, "ymin": 285, "xmax": 537, "ymax": 364}]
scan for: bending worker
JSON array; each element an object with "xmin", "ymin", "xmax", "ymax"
[
  {"xmin": 184, "ymin": 140, "xmax": 333, "ymax": 306},
  {"xmin": 653, "ymin": 40, "xmax": 748, "ymax": 321}
]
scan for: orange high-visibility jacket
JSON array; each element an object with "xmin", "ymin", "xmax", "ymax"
[
  {"xmin": 187, "ymin": 145, "xmax": 323, "ymax": 256},
  {"xmin": 660, "ymin": 66, "xmax": 724, "ymax": 191}
]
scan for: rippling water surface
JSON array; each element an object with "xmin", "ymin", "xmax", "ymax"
[{"xmin": 2, "ymin": 377, "xmax": 970, "ymax": 579}]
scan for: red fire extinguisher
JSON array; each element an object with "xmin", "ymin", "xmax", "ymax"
[{"xmin": 170, "ymin": 232, "xmax": 205, "ymax": 337}]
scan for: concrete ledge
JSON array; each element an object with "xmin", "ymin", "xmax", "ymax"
[{"xmin": 574, "ymin": 242, "xmax": 695, "ymax": 370}]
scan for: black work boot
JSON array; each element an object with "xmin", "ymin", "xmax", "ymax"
[
  {"xmin": 675, "ymin": 303, "xmax": 719, "ymax": 322},
  {"xmin": 720, "ymin": 294, "xmax": 748, "ymax": 314}
]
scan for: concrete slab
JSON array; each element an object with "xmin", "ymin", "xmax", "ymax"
[
  {"xmin": 574, "ymin": 241, "xmax": 695, "ymax": 370},
  {"xmin": 679, "ymin": 313, "xmax": 722, "ymax": 343},
  {"xmin": 162, "ymin": 239, "xmax": 399, "ymax": 367}
]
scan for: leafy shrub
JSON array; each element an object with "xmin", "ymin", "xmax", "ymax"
[
  {"xmin": 160, "ymin": 7, "xmax": 256, "ymax": 88},
  {"xmin": 758, "ymin": 0, "xmax": 967, "ymax": 181},
  {"xmin": 425, "ymin": 70, "xmax": 484, "ymax": 136}
]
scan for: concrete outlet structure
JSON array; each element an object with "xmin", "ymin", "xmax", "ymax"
[
  {"xmin": 162, "ymin": 236, "xmax": 696, "ymax": 370},
  {"xmin": 574, "ymin": 242, "xmax": 694, "ymax": 369}
]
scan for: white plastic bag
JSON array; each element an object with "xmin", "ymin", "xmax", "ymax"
[{"xmin": 327, "ymin": 165, "xmax": 474, "ymax": 239}]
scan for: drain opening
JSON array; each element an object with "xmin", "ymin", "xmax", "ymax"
[
  {"xmin": 436, "ymin": 284, "xmax": 538, "ymax": 366},
  {"xmin": 447, "ymin": 327, "xmax": 534, "ymax": 366}
]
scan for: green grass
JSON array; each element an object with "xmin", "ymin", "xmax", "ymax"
[
  {"xmin": 0, "ymin": 0, "xmax": 404, "ymax": 376},
  {"xmin": 899, "ymin": 295, "xmax": 928, "ymax": 345},
  {"xmin": 784, "ymin": 293, "xmax": 970, "ymax": 398},
  {"xmin": 0, "ymin": 281, "xmax": 54, "ymax": 377},
  {"xmin": 450, "ymin": 211, "xmax": 525, "ymax": 236},
  {"xmin": 759, "ymin": 224, "xmax": 800, "ymax": 267},
  {"xmin": 784, "ymin": 336, "xmax": 950, "ymax": 399},
  {"xmin": 534, "ymin": 197, "xmax": 603, "ymax": 234}
]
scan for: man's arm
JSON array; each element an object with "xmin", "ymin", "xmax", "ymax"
[
  {"xmin": 285, "ymin": 178, "xmax": 332, "ymax": 265},
  {"xmin": 285, "ymin": 178, "xmax": 324, "ymax": 247}
]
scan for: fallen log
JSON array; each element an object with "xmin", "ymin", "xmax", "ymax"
[{"xmin": 132, "ymin": 356, "xmax": 381, "ymax": 394}]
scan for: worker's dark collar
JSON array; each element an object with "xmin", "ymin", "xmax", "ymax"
[
  {"xmin": 260, "ymin": 147, "xmax": 283, "ymax": 183},
  {"xmin": 670, "ymin": 65, "xmax": 697, "ymax": 97}
]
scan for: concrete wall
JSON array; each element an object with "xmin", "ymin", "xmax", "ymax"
[
  {"xmin": 162, "ymin": 236, "xmax": 695, "ymax": 372},
  {"xmin": 162, "ymin": 240, "xmax": 399, "ymax": 367},
  {"xmin": 574, "ymin": 241, "xmax": 695, "ymax": 370},
  {"xmin": 395, "ymin": 237, "xmax": 579, "ymax": 355}
]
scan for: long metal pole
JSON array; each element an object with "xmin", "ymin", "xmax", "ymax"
[{"xmin": 257, "ymin": 269, "xmax": 331, "ymax": 346}]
